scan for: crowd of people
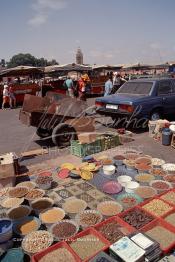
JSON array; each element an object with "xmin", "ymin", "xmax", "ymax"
[{"xmin": 2, "ymin": 84, "xmax": 16, "ymax": 109}]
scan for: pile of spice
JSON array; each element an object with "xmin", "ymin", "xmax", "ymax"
[
  {"xmin": 1, "ymin": 197, "xmax": 24, "ymax": 208},
  {"xmin": 121, "ymin": 208, "xmax": 153, "ymax": 229},
  {"xmin": 15, "ymin": 217, "xmax": 39, "ymax": 235},
  {"xmin": 146, "ymin": 226, "xmax": 175, "ymax": 249},
  {"xmin": 160, "ymin": 191, "xmax": 175, "ymax": 205},
  {"xmin": 22, "ymin": 230, "xmax": 53, "ymax": 254},
  {"xmin": 8, "ymin": 205, "xmax": 30, "ymax": 220},
  {"xmin": 78, "ymin": 210, "xmax": 102, "ymax": 227},
  {"xmin": 135, "ymin": 157, "xmax": 152, "ymax": 165},
  {"xmin": 0, "ymin": 187, "xmax": 11, "ymax": 198},
  {"xmin": 39, "ymin": 248, "xmax": 76, "ymax": 262},
  {"xmin": 40, "ymin": 208, "xmax": 65, "ymax": 224},
  {"xmin": 31, "ymin": 198, "xmax": 53, "ymax": 211},
  {"xmin": 135, "ymin": 174, "xmax": 154, "ymax": 183},
  {"xmin": 151, "ymin": 181, "xmax": 171, "ymax": 191},
  {"xmin": 97, "ymin": 201, "xmax": 123, "ymax": 216},
  {"xmin": 8, "ymin": 187, "xmax": 29, "ymax": 198},
  {"xmin": 51, "ymin": 221, "xmax": 78, "ymax": 240},
  {"xmin": 97, "ymin": 222, "xmax": 125, "ymax": 243},
  {"xmin": 135, "ymin": 186, "xmax": 157, "ymax": 199},
  {"xmin": 70, "ymin": 234, "xmax": 106, "ymax": 260},
  {"xmin": 114, "ymin": 155, "xmax": 125, "ymax": 160},
  {"xmin": 36, "ymin": 176, "xmax": 53, "ymax": 185},
  {"xmin": 63, "ymin": 199, "xmax": 87, "ymax": 214},
  {"xmin": 151, "ymin": 158, "xmax": 165, "ymax": 167},
  {"xmin": 151, "ymin": 168, "xmax": 166, "ymax": 177},
  {"xmin": 142, "ymin": 199, "xmax": 173, "ymax": 217},
  {"xmin": 25, "ymin": 189, "xmax": 45, "ymax": 201},
  {"xmin": 117, "ymin": 194, "xmax": 142, "ymax": 209},
  {"xmin": 164, "ymin": 213, "xmax": 175, "ymax": 227},
  {"xmin": 164, "ymin": 174, "xmax": 175, "ymax": 184},
  {"xmin": 135, "ymin": 163, "xmax": 152, "ymax": 172},
  {"xmin": 16, "ymin": 181, "xmax": 36, "ymax": 190}
]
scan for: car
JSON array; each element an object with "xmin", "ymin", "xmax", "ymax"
[{"xmin": 95, "ymin": 78, "xmax": 175, "ymax": 128}]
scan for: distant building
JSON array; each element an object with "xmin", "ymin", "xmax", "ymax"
[{"xmin": 76, "ymin": 47, "xmax": 83, "ymax": 64}]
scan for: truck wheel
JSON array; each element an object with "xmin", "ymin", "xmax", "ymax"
[
  {"xmin": 52, "ymin": 123, "xmax": 76, "ymax": 147},
  {"xmin": 36, "ymin": 128, "xmax": 52, "ymax": 138},
  {"xmin": 150, "ymin": 110, "xmax": 162, "ymax": 121}
]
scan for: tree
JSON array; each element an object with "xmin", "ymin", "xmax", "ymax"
[{"xmin": 7, "ymin": 53, "xmax": 59, "ymax": 68}]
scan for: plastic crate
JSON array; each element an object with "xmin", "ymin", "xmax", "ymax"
[
  {"xmin": 67, "ymin": 227, "xmax": 110, "ymax": 262},
  {"xmin": 71, "ymin": 139, "xmax": 102, "ymax": 157},
  {"xmin": 100, "ymin": 134, "xmax": 120, "ymax": 151},
  {"xmin": 141, "ymin": 219, "xmax": 175, "ymax": 253},
  {"xmin": 94, "ymin": 216, "xmax": 135, "ymax": 244},
  {"xmin": 31, "ymin": 241, "xmax": 81, "ymax": 262},
  {"xmin": 161, "ymin": 208, "xmax": 175, "ymax": 229},
  {"xmin": 118, "ymin": 206, "xmax": 156, "ymax": 231},
  {"xmin": 159, "ymin": 189, "xmax": 175, "ymax": 207}
]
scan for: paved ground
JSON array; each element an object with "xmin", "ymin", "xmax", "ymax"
[{"xmin": 0, "ymin": 101, "xmax": 175, "ymax": 171}]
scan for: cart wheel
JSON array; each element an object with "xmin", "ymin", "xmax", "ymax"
[
  {"xmin": 36, "ymin": 127, "xmax": 52, "ymax": 138},
  {"xmin": 52, "ymin": 123, "xmax": 76, "ymax": 147}
]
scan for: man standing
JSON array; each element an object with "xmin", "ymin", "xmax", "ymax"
[
  {"xmin": 9, "ymin": 84, "xmax": 16, "ymax": 108},
  {"xmin": 112, "ymin": 73, "xmax": 126, "ymax": 93},
  {"xmin": 104, "ymin": 77, "xmax": 113, "ymax": 96},
  {"xmin": 64, "ymin": 76, "xmax": 74, "ymax": 98},
  {"xmin": 2, "ymin": 84, "xmax": 9, "ymax": 109}
]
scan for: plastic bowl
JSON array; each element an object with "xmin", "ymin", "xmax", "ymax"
[
  {"xmin": 7, "ymin": 205, "xmax": 32, "ymax": 221},
  {"xmin": 125, "ymin": 181, "xmax": 139, "ymax": 193},
  {"xmin": 103, "ymin": 165, "xmax": 116, "ymax": 176},
  {"xmin": 75, "ymin": 209, "xmax": 103, "ymax": 229},
  {"xmin": 97, "ymin": 201, "xmax": 123, "ymax": 217},
  {"xmin": 25, "ymin": 189, "xmax": 45, "ymax": 202},
  {"xmin": 50, "ymin": 219, "xmax": 79, "ymax": 241},
  {"xmin": 117, "ymin": 175, "xmax": 132, "ymax": 187},
  {"xmin": 0, "ymin": 219, "xmax": 13, "ymax": 243},
  {"xmin": 16, "ymin": 181, "xmax": 36, "ymax": 190},
  {"xmin": 62, "ymin": 199, "xmax": 87, "ymax": 218},
  {"xmin": 13, "ymin": 216, "xmax": 41, "ymax": 237},
  {"xmin": 31, "ymin": 197, "xmax": 54, "ymax": 215},
  {"xmin": 39, "ymin": 207, "xmax": 65, "ymax": 228},
  {"xmin": 150, "ymin": 180, "xmax": 173, "ymax": 193}
]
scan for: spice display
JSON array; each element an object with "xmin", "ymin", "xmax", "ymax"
[
  {"xmin": 162, "ymin": 163, "xmax": 175, "ymax": 172},
  {"xmin": 70, "ymin": 234, "xmax": 106, "ymax": 260},
  {"xmin": 151, "ymin": 168, "xmax": 167, "ymax": 176},
  {"xmin": 39, "ymin": 248, "xmax": 76, "ymax": 262},
  {"xmin": 31, "ymin": 198, "xmax": 53, "ymax": 211},
  {"xmin": 15, "ymin": 217, "xmax": 39, "ymax": 235},
  {"xmin": 0, "ymin": 187, "xmax": 12, "ymax": 198},
  {"xmin": 164, "ymin": 174, "xmax": 175, "ymax": 184},
  {"xmin": 101, "ymin": 159, "xmax": 113, "ymax": 165},
  {"xmin": 146, "ymin": 226, "xmax": 175, "ymax": 249},
  {"xmin": 8, "ymin": 187, "xmax": 29, "ymax": 198},
  {"xmin": 98, "ymin": 222, "xmax": 124, "ymax": 243},
  {"xmin": 135, "ymin": 163, "xmax": 152, "ymax": 172},
  {"xmin": 114, "ymin": 155, "xmax": 125, "ymax": 160},
  {"xmin": 97, "ymin": 201, "xmax": 123, "ymax": 216},
  {"xmin": 123, "ymin": 159, "xmax": 135, "ymax": 168},
  {"xmin": 126, "ymin": 153, "xmax": 140, "ymax": 160},
  {"xmin": 135, "ymin": 157, "xmax": 152, "ymax": 165},
  {"xmin": 134, "ymin": 186, "xmax": 157, "ymax": 199},
  {"xmin": 135, "ymin": 174, "xmax": 155, "ymax": 183},
  {"xmin": 63, "ymin": 199, "xmax": 87, "ymax": 214},
  {"xmin": 142, "ymin": 199, "xmax": 173, "ymax": 217},
  {"xmin": 150, "ymin": 180, "xmax": 172, "ymax": 191},
  {"xmin": 7, "ymin": 205, "xmax": 31, "ymax": 220},
  {"xmin": 151, "ymin": 158, "xmax": 165, "ymax": 166},
  {"xmin": 78, "ymin": 210, "xmax": 102, "ymax": 227},
  {"xmin": 117, "ymin": 193, "xmax": 143, "ymax": 209},
  {"xmin": 40, "ymin": 208, "xmax": 65, "ymax": 223},
  {"xmin": 16, "ymin": 181, "xmax": 36, "ymax": 190},
  {"xmin": 22, "ymin": 230, "xmax": 53, "ymax": 254},
  {"xmin": 1, "ymin": 197, "xmax": 24, "ymax": 208},
  {"xmin": 102, "ymin": 181, "xmax": 122, "ymax": 194},
  {"xmin": 160, "ymin": 191, "xmax": 175, "ymax": 205},
  {"xmin": 121, "ymin": 208, "xmax": 153, "ymax": 229},
  {"xmin": 25, "ymin": 189, "xmax": 45, "ymax": 200},
  {"xmin": 36, "ymin": 176, "xmax": 53, "ymax": 185},
  {"xmin": 165, "ymin": 213, "xmax": 175, "ymax": 226},
  {"xmin": 51, "ymin": 220, "xmax": 78, "ymax": 239}
]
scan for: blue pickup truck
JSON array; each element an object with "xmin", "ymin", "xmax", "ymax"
[{"xmin": 95, "ymin": 78, "xmax": 175, "ymax": 127}]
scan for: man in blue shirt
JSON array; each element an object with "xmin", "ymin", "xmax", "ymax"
[
  {"xmin": 104, "ymin": 77, "xmax": 113, "ymax": 96},
  {"xmin": 64, "ymin": 76, "xmax": 74, "ymax": 98}
]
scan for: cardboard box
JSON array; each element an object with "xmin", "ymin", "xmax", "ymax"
[{"xmin": 78, "ymin": 133, "xmax": 97, "ymax": 144}]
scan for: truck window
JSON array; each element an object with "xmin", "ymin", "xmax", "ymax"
[{"xmin": 158, "ymin": 81, "xmax": 172, "ymax": 95}]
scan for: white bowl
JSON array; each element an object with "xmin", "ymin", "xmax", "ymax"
[
  {"xmin": 117, "ymin": 176, "xmax": 132, "ymax": 186},
  {"xmin": 103, "ymin": 165, "xmax": 116, "ymax": 176},
  {"xmin": 125, "ymin": 181, "xmax": 139, "ymax": 193}
]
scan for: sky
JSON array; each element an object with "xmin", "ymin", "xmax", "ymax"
[{"xmin": 0, "ymin": 0, "xmax": 175, "ymax": 65}]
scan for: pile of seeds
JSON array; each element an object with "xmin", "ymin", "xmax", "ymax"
[
  {"xmin": 78, "ymin": 210, "xmax": 102, "ymax": 227},
  {"xmin": 143, "ymin": 199, "xmax": 173, "ymax": 217},
  {"xmin": 52, "ymin": 221, "xmax": 77, "ymax": 240},
  {"xmin": 25, "ymin": 189, "xmax": 45, "ymax": 201},
  {"xmin": 70, "ymin": 234, "xmax": 106, "ymax": 260},
  {"xmin": 121, "ymin": 208, "xmax": 153, "ymax": 229},
  {"xmin": 160, "ymin": 191, "xmax": 175, "ymax": 205},
  {"xmin": 146, "ymin": 226, "xmax": 175, "ymax": 249},
  {"xmin": 22, "ymin": 230, "xmax": 53, "ymax": 254},
  {"xmin": 8, "ymin": 187, "xmax": 29, "ymax": 198},
  {"xmin": 39, "ymin": 248, "xmax": 76, "ymax": 262},
  {"xmin": 8, "ymin": 206, "xmax": 30, "ymax": 220},
  {"xmin": 0, "ymin": 187, "xmax": 11, "ymax": 198},
  {"xmin": 1, "ymin": 197, "xmax": 24, "ymax": 208},
  {"xmin": 151, "ymin": 181, "xmax": 171, "ymax": 191},
  {"xmin": 16, "ymin": 181, "xmax": 36, "ymax": 190},
  {"xmin": 31, "ymin": 198, "xmax": 53, "ymax": 211},
  {"xmin": 98, "ymin": 222, "xmax": 124, "ymax": 243},
  {"xmin": 165, "ymin": 213, "xmax": 175, "ymax": 227},
  {"xmin": 63, "ymin": 199, "xmax": 87, "ymax": 214},
  {"xmin": 135, "ymin": 174, "xmax": 154, "ymax": 183},
  {"xmin": 97, "ymin": 201, "xmax": 122, "ymax": 216},
  {"xmin": 36, "ymin": 176, "xmax": 53, "ymax": 185},
  {"xmin": 40, "ymin": 208, "xmax": 65, "ymax": 224},
  {"xmin": 16, "ymin": 218, "xmax": 39, "ymax": 235}
]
